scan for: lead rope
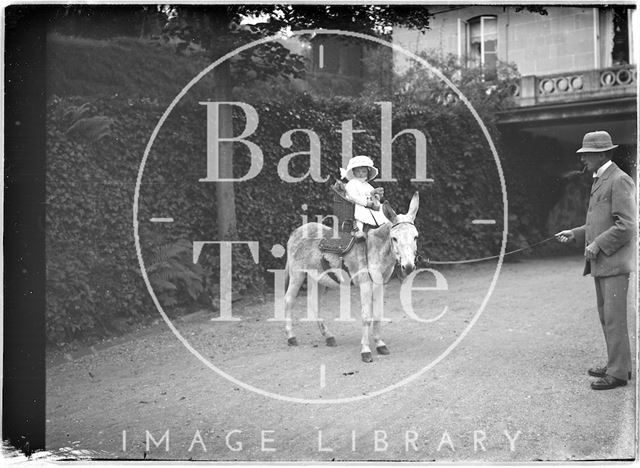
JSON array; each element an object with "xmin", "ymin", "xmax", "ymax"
[
  {"xmin": 420, "ymin": 236, "xmax": 557, "ymax": 266},
  {"xmin": 363, "ymin": 226, "xmax": 557, "ymax": 283}
]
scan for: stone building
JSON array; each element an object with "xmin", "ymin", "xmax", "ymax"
[
  {"xmin": 393, "ymin": 5, "xmax": 636, "ymax": 158},
  {"xmin": 393, "ymin": 5, "xmax": 637, "ymax": 236}
]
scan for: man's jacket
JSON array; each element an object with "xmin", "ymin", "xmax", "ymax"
[{"xmin": 572, "ymin": 162, "xmax": 636, "ymax": 277}]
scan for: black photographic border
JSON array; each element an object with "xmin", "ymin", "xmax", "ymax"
[{"xmin": 4, "ymin": 5, "xmax": 49, "ymax": 455}]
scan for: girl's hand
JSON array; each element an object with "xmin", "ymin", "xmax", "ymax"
[{"xmin": 367, "ymin": 199, "xmax": 381, "ymax": 211}]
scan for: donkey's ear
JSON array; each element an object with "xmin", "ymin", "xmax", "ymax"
[
  {"xmin": 382, "ymin": 201, "xmax": 398, "ymax": 224},
  {"xmin": 407, "ymin": 191, "xmax": 419, "ymax": 222}
]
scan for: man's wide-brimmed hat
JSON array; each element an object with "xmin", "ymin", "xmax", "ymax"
[
  {"xmin": 576, "ymin": 130, "xmax": 618, "ymax": 153},
  {"xmin": 340, "ymin": 155, "xmax": 379, "ymax": 181}
]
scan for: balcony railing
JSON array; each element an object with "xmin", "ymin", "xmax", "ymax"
[{"xmin": 512, "ymin": 64, "xmax": 636, "ymax": 107}]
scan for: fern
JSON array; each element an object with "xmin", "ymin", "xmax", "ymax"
[
  {"xmin": 147, "ymin": 239, "xmax": 205, "ymax": 309},
  {"xmin": 152, "ymin": 279, "xmax": 178, "ymax": 292},
  {"xmin": 65, "ymin": 116, "xmax": 113, "ymax": 142},
  {"xmin": 62, "ymin": 102, "xmax": 91, "ymax": 126}
]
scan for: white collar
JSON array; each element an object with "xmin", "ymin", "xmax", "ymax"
[{"xmin": 594, "ymin": 160, "xmax": 613, "ymax": 178}]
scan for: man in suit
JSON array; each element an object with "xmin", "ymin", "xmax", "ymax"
[{"xmin": 556, "ymin": 130, "xmax": 636, "ymax": 390}]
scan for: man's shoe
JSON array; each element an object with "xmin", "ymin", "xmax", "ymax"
[
  {"xmin": 591, "ymin": 375, "xmax": 627, "ymax": 390},
  {"xmin": 588, "ymin": 366, "xmax": 631, "ymax": 380},
  {"xmin": 587, "ymin": 366, "xmax": 607, "ymax": 378}
]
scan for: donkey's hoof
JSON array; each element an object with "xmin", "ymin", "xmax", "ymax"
[
  {"xmin": 361, "ymin": 352, "xmax": 373, "ymax": 363},
  {"xmin": 376, "ymin": 345, "xmax": 390, "ymax": 355},
  {"xmin": 287, "ymin": 337, "xmax": 298, "ymax": 346},
  {"xmin": 326, "ymin": 337, "xmax": 337, "ymax": 347}
]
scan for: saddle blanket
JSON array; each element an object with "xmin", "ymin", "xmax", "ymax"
[{"xmin": 318, "ymin": 232, "xmax": 356, "ymax": 255}]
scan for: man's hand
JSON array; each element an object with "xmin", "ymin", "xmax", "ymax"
[
  {"xmin": 555, "ymin": 230, "xmax": 575, "ymax": 243},
  {"xmin": 584, "ymin": 241, "xmax": 600, "ymax": 260}
]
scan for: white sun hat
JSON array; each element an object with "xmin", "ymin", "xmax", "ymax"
[{"xmin": 340, "ymin": 155, "xmax": 379, "ymax": 181}]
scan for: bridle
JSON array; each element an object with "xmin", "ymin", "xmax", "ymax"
[
  {"xmin": 364, "ymin": 220, "xmax": 417, "ymax": 285},
  {"xmin": 391, "ymin": 220, "xmax": 418, "ymax": 276},
  {"xmin": 391, "ymin": 221, "xmax": 415, "ymax": 229}
]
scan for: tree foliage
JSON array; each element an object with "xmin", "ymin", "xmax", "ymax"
[{"xmin": 49, "ymin": 5, "xmax": 166, "ymax": 39}]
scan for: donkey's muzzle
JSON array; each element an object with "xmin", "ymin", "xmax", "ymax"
[{"xmin": 400, "ymin": 263, "xmax": 415, "ymax": 275}]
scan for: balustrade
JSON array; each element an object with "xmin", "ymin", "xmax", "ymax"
[{"xmin": 512, "ymin": 65, "xmax": 636, "ymax": 106}]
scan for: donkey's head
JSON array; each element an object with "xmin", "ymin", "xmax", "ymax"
[{"xmin": 382, "ymin": 191, "xmax": 420, "ymax": 278}]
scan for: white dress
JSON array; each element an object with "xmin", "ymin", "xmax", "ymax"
[{"xmin": 344, "ymin": 179, "xmax": 389, "ymax": 227}]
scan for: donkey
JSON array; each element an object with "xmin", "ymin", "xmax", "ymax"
[{"xmin": 283, "ymin": 192, "xmax": 420, "ymax": 362}]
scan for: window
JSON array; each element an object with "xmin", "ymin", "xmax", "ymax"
[
  {"xmin": 611, "ymin": 6, "xmax": 630, "ymax": 65},
  {"xmin": 630, "ymin": 9, "xmax": 636, "ymax": 65},
  {"xmin": 597, "ymin": 7, "xmax": 636, "ymax": 68},
  {"xmin": 466, "ymin": 16, "xmax": 498, "ymax": 79}
]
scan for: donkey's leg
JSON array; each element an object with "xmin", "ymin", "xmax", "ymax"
[
  {"xmin": 372, "ymin": 282, "xmax": 389, "ymax": 355},
  {"xmin": 316, "ymin": 285, "xmax": 337, "ymax": 347},
  {"xmin": 284, "ymin": 271, "xmax": 305, "ymax": 346},
  {"xmin": 359, "ymin": 280, "xmax": 374, "ymax": 362}
]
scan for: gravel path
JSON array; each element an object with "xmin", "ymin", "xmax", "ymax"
[{"xmin": 46, "ymin": 255, "xmax": 637, "ymax": 462}]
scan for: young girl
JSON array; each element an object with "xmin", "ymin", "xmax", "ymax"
[{"xmin": 340, "ymin": 156, "xmax": 389, "ymax": 236}]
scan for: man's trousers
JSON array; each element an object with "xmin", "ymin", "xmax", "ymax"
[{"xmin": 594, "ymin": 274, "xmax": 631, "ymax": 381}]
